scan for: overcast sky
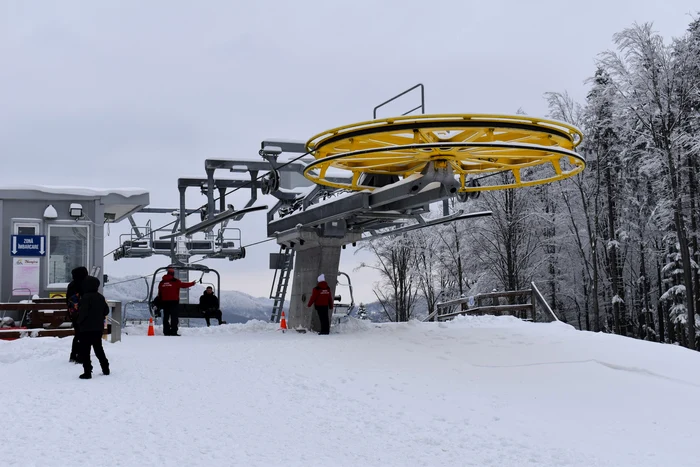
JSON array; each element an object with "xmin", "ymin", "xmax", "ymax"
[{"xmin": 1, "ymin": 1, "xmax": 697, "ymax": 303}]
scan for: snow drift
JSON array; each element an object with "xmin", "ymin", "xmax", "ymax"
[{"xmin": 2, "ymin": 316, "xmax": 699, "ymax": 466}]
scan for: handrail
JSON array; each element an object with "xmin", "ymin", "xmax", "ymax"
[
  {"xmin": 530, "ymin": 282, "xmax": 560, "ymax": 322},
  {"xmin": 437, "ymin": 304, "xmax": 534, "ymax": 321},
  {"xmin": 423, "ymin": 308, "xmax": 439, "ymax": 322},
  {"xmin": 436, "ymin": 289, "xmax": 532, "ymax": 309},
  {"xmin": 373, "ymin": 83, "xmax": 425, "ymax": 119}
]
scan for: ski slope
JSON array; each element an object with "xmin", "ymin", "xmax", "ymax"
[{"xmin": 2, "ymin": 316, "xmax": 699, "ymax": 467}]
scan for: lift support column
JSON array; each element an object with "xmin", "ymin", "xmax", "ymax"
[{"xmin": 281, "ymin": 228, "xmax": 361, "ymax": 331}]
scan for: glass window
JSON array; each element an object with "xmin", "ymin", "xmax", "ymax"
[
  {"xmin": 14, "ymin": 223, "xmax": 39, "ymax": 235},
  {"xmin": 17, "ymin": 226, "xmax": 36, "ymax": 235},
  {"xmin": 48, "ymin": 225, "xmax": 89, "ymax": 285}
]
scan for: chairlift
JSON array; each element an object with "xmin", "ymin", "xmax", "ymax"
[
  {"xmin": 147, "ymin": 264, "xmax": 221, "ymax": 324},
  {"xmin": 114, "ymin": 221, "xmax": 154, "ymax": 260},
  {"xmin": 331, "ymin": 271, "xmax": 356, "ymax": 325}
]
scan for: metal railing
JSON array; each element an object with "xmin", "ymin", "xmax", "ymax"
[
  {"xmin": 433, "ymin": 289, "xmax": 535, "ymax": 322},
  {"xmin": 530, "ymin": 282, "xmax": 560, "ymax": 322},
  {"xmin": 429, "ymin": 283, "xmax": 560, "ymax": 323},
  {"xmin": 373, "ymin": 83, "xmax": 425, "ymax": 119}
]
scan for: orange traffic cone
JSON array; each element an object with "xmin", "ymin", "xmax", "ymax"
[
  {"xmin": 279, "ymin": 311, "xmax": 287, "ymax": 332},
  {"xmin": 147, "ymin": 317, "xmax": 155, "ymax": 336}
]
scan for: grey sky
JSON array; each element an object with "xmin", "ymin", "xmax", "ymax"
[{"xmin": 1, "ymin": 0, "xmax": 696, "ymax": 303}]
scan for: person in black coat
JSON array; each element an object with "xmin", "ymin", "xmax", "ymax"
[
  {"xmin": 76, "ymin": 276, "xmax": 110, "ymax": 380},
  {"xmin": 66, "ymin": 266, "xmax": 88, "ymax": 363},
  {"xmin": 198, "ymin": 286, "xmax": 225, "ymax": 326}
]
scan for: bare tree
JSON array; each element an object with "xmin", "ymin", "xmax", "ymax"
[{"xmin": 360, "ymin": 236, "xmax": 419, "ymax": 322}]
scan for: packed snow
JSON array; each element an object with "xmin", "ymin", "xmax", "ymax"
[{"xmin": 2, "ymin": 316, "xmax": 699, "ymax": 466}]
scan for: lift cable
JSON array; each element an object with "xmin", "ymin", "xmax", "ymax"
[
  {"xmin": 104, "ymin": 151, "xmax": 313, "ymax": 259},
  {"xmin": 105, "ymin": 149, "xmax": 502, "ymax": 260}
]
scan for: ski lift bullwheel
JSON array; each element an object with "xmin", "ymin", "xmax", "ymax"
[{"xmin": 303, "ymin": 114, "xmax": 585, "ymax": 192}]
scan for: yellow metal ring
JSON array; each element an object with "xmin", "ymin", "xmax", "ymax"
[{"xmin": 304, "ymin": 114, "xmax": 585, "ymax": 192}]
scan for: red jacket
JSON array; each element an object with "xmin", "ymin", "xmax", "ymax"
[
  {"xmin": 158, "ymin": 273, "xmax": 196, "ymax": 302},
  {"xmin": 307, "ymin": 281, "xmax": 333, "ymax": 309}
]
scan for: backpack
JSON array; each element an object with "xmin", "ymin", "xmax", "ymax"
[{"xmin": 68, "ymin": 293, "xmax": 80, "ymax": 320}]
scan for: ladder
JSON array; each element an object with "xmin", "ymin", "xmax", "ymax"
[{"xmin": 269, "ymin": 246, "xmax": 295, "ymax": 322}]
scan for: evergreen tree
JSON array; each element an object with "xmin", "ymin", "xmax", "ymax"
[{"xmin": 357, "ymin": 303, "xmax": 368, "ymax": 320}]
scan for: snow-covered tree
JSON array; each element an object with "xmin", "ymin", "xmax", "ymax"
[{"xmin": 357, "ymin": 303, "xmax": 368, "ymax": 320}]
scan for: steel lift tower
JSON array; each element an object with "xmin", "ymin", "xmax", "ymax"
[
  {"xmin": 113, "ymin": 85, "xmax": 585, "ymax": 330},
  {"xmin": 261, "ymin": 85, "xmax": 585, "ymax": 331}
]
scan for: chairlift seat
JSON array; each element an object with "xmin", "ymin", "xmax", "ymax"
[
  {"xmin": 121, "ymin": 240, "xmax": 153, "ymax": 258},
  {"xmin": 150, "ymin": 302, "xmax": 218, "ymax": 320},
  {"xmin": 331, "ymin": 303, "xmax": 354, "ymax": 324},
  {"xmin": 177, "ymin": 303, "xmax": 210, "ymax": 319}
]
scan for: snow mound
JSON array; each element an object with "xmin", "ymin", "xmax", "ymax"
[
  {"xmin": 2, "ymin": 316, "xmax": 699, "ymax": 467},
  {"xmin": 331, "ymin": 316, "xmax": 375, "ymax": 333}
]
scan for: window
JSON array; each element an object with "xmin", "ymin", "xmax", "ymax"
[
  {"xmin": 13, "ymin": 222, "xmax": 40, "ymax": 235},
  {"xmin": 48, "ymin": 225, "xmax": 89, "ymax": 285}
]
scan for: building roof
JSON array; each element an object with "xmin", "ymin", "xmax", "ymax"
[{"xmin": 0, "ymin": 185, "xmax": 150, "ymax": 223}]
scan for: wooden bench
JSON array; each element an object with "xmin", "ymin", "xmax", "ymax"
[{"xmin": 0, "ymin": 301, "xmax": 110, "ymax": 339}]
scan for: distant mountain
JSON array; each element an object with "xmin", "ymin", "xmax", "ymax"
[
  {"xmin": 103, "ymin": 276, "xmax": 424, "ymax": 324},
  {"xmin": 103, "ymin": 276, "xmax": 283, "ymax": 323}
]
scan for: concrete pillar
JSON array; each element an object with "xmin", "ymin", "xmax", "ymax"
[
  {"xmin": 288, "ymin": 242, "xmax": 342, "ymax": 331},
  {"xmin": 284, "ymin": 228, "xmax": 361, "ymax": 331},
  {"xmin": 94, "ymin": 200, "xmax": 105, "ymax": 293}
]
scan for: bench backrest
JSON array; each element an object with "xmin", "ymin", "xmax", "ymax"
[{"xmin": 0, "ymin": 302, "xmax": 70, "ymax": 329}]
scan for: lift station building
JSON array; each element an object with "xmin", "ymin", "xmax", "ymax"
[{"xmin": 0, "ymin": 186, "xmax": 149, "ymax": 305}]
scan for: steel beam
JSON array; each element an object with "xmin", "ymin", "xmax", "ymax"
[
  {"xmin": 267, "ymin": 192, "xmax": 370, "ymax": 237},
  {"xmin": 205, "ymin": 159, "xmax": 294, "ymax": 173},
  {"xmin": 161, "ymin": 205, "xmax": 268, "ymax": 239},
  {"xmin": 177, "ymin": 178, "xmax": 250, "ymax": 189},
  {"xmin": 128, "ymin": 215, "xmax": 141, "ymax": 237},
  {"xmin": 260, "ymin": 140, "xmax": 307, "ymax": 154},
  {"xmin": 356, "ymin": 210, "xmax": 492, "ymax": 242},
  {"xmin": 139, "ymin": 208, "xmax": 200, "ymax": 215}
]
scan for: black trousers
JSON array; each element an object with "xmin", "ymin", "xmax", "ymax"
[
  {"xmin": 201, "ymin": 308, "xmax": 223, "ymax": 327},
  {"xmin": 70, "ymin": 320, "xmax": 81, "ymax": 361},
  {"xmin": 79, "ymin": 331, "xmax": 109, "ymax": 374},
  {"xmin": 315, "ymin": 305, "xmax": 330, "ymax": 335},
  {"xmin": 162, "ymin": 301, "xmax": 179, "ymax": 335}
]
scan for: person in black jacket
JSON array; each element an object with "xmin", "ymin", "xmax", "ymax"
[
  {"xmin": 198, "ymin": 286, "xmax": 225, "ymax": 326},
  {"xmin": 66, "ymin": 266, "xmax": 88, "ymax": 363},
  {"xmin": 77, "ymin": 276, "xmax": 110, "ymax": 379}
]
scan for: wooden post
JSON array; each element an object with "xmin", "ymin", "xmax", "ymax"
[{"xmin": 531, "ymin": 289, "xmax": 536, "ymax": 322}]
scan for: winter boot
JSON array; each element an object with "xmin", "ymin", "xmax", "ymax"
[
  {"xmin": 102, "ymin": 364, "xmax": 110, "ymax": 376},
  {"xmin": 79, "ymin": 373, "xmax": 92, "ymax": 380}
]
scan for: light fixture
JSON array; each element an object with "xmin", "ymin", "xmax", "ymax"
[
  {"xmin": 69, "ymin": 203, "xmax": 83, "ymax": 218},
  {"xmin": 43, "ymin": 205, "xmax": 58, "ymax": 219}
]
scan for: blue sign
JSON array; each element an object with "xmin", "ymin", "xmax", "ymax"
[{"xmin": 10, "ymin": 235, "xmax": 46, "ymax": 257}]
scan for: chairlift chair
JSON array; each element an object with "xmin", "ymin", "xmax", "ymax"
[
  {"xmin": 331, "ymin": 272, "xmax": 356, "ymax": 325},
  {"xmin": 148, "ymin": 264, "xmax": 222, "ymax": 325}
]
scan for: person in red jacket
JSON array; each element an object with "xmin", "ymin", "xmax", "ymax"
[
  {"xmin": 157, "ymin": 267, "xmax": 196, "ymax": 336},
  {"xmin": 307, "ymin": 273, "xmax": 333, "ymax": 335}
]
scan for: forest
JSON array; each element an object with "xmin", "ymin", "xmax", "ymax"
[{"xmin": 362, "ymin": 19, "xmax": 700, "ymax": 350}]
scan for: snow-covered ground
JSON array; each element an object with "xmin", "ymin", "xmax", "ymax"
[{"xmin": 2, "ymin": 316, "xmax": 699, "ymax": 467}]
